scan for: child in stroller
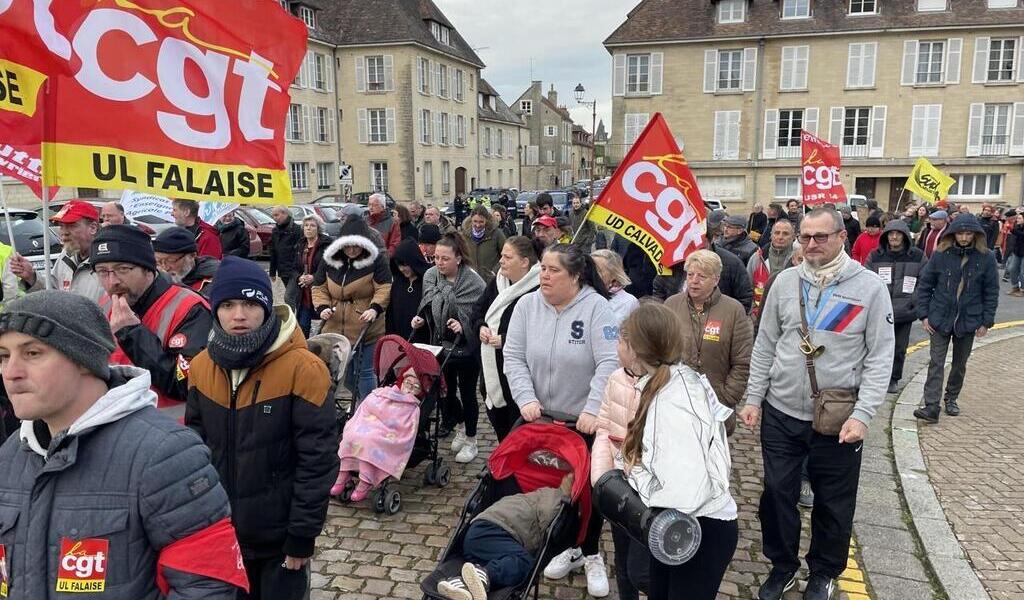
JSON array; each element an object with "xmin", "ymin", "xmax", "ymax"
[{"xmin": 437, "ymin": 472, "xmax": 575, "ymax": 600}]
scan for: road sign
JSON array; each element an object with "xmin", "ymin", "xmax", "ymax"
[{"xmin": 339, "ymin": 164, "xmax": 353, "ymax": 185}]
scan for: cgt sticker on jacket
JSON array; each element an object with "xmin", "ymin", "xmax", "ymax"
[{"xmin": 56, "ymin": 538, "xmax": 108, "ymax": 593}]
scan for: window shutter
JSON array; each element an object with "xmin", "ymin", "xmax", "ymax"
[
  {"xmin": 383, "ymin": 55, "xmax": 394, "ymax": 92},
  {"xmin": 451, "ymin": 69, "xmax": 457, "ymax": 100},
  {"xmin": 650, "ymin": 52, "xmax": 664, "ymax": 95},
  {"xmin": 417, "ymin": 59, "xmax": 424, "ymax": 92},
  {"xmin": 385, "ymin": 108, "xmax": 395, "ymax": 143},
  {"xmin": 713, "ymin": 112, "xmax": 726, "ymax": 159},
  {"xmin": 704, "ymin": 49, "xmax": 718, "ymax": 93},
  {"xmin": 945, "ymin": 38, "xmax": 962, "ymax": 84},
  {"xmin": 846, "ymin": 44, "xmax": 861, "ymax": 87},
  {"xmin": 795, "ymin": 46, "xmax": 809, "ymax": 89},
  {"xmin": 869, "ymin": 105, "xmax": 886, "ymax": 157},
  {"xmin": 780, "ymin": 47, "xmax": 794, "ymax": 90},
  {"xmin": 435, "ymin": 113, "xmax": 442, "ymax": 145},
  {"xmin": 972, "ymin": 37, "xmax": 990, "ymax": 83},
  {"xmin": 742, "ymin": 47, "xmax": 757, "ymax": 91},
  {"xmin": 927, "ymin": 104, "xmax": 942, "ymax": 156},
  {"xmin": 763, "ymin": 109, "xmax": 779, "ymax": 159},
  {"xmin": 863, "ymin": 43, "xmax": 877, "ymax": 87},
  {"xmin": 355, "ymin": 57, "xmax": 366, "ymax": 92},
  {"xmin": 301, "ymin": 105, "xmax": 310, "ymax": 142},
  {"xmin": 1018, "ymin": 36, "xmax": 1024, "ymax": 82},
  {"xmin": 306, "ymin": 52, "xmax": 316, "ymax": 88},
  {"xmin": 328, "ymin": 108, "xmax": 336, "ymax": 143},
  {"xmin": 829, "ymin": 106, "xmax": 844, "ymax": 145},
  {"xmin": 1010, "ymin": 102, "xmax": 1024, "ymax": 156},
  {"xmin": 901, "ymin": 40, "xmax": 919, "ymax": 85},
  {"xmin": 728, "ymin": 112, "xmax": 741, "ymax": 159},
  {"xmin": 805, "ymin": 107, "xmax": 819, "ymax": 136},
  {"xmin": 966, "ymin": 103, "xmax": 984, "ymax": 156},
  {"xmin": 357, "ymin": 108, "xmax": 368, "ymax": 143},
  {"xmin": 910, "ymin": 105, "xmax": 926, "ymax": 156},
  {"xmin": 613, "ymin": 54, "xmax": 626, "ymax": 96}
]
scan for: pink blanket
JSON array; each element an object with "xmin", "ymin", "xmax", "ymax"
[{"xmin": 339, "ymin": 386, "xmax": 421, "ymax": 483}]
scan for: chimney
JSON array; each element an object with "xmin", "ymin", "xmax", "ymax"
[{"xmin": 547, "ymin": 84, "xmax": 557, "ymax": 107}]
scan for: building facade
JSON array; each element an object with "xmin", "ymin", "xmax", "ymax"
[
  {"xmin": 572, "ymin": 125, "xmax": 595, "ymax": 184},
  {"xmin": 477, "ymin": 80, "xmax": 529, "ymax": 191},
  {"xmin": 605, "ymin": 0, "xmax": 1024, "ymax": 212},
  {"xmin": 515, "ymin": 82, "xmax": 577, "ymax": 191}
]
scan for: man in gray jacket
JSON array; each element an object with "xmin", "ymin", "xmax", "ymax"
[
  {"xmin": 740, "ymin": 208, "xmax": 894, "ymax": 600},
  {"xmin": 0, "ymin": 291, "xmax": 246, "ymax": 599}
]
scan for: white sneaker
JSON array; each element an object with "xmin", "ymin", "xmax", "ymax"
[
  {"xmin": 450, "ymin": 428, "xmax": 467, "ymax": 453},
  {"xmin": 455, "ymin": 437, "xmax": 478, "ymax": 463},
  {"xmin": 583, "ymin": 554, "xmax": 610, "ymax": 598},
  {"xmin": 543, "ymin": 547, "xmax": 584, "ymax": 580}
]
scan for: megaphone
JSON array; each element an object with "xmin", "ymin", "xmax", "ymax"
[{"xmin": 593, "ymin": 469, "xmax": 702, "ymax": 566}]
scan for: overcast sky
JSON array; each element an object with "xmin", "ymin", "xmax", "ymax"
[{"xmin": 437, "ymin": 0, "xmax": 638, "ymax": 137}]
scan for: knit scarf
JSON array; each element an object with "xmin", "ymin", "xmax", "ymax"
[
  {"xmin": 799, "ymin": 249, "xmax": 850, "ymax": 289},
  {"xmin": 481, "ymin": 264, "xmax": 540, "ymax": 409},
  {"xmin": 207, "ymin": 311, "xmax": 281, "ymax": 370},
  {"xmin": 470, "ymin": 226, "xmax": 486, "ymax": 242}
]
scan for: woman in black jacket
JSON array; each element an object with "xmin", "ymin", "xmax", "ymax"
[
  {"xmin": 471, "ymin": 236, "xmax": 541, "ymax": 440},
  {"xmin": 217, "ymin": 212, "xmax": 250, "ymax": 258},
  {"xmin": 386, "ymin": 237, "xmax": 431, "ymax": 339},
  {"xmin": 395, "ymin": 204, "xmax": 419, "ymax": 241},
  {"xmin": 289, "ymin": 215, "xmax": 332, "ymax": 337}
]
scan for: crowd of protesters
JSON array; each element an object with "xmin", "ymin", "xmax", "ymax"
[{"xmin": 0, "ymin": 188, "xmax": 1009, "ymax": 600}]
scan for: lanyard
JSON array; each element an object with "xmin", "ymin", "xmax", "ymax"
[{"xmin": 801, "ymin": 282, "xmax": 836, "ymax": 330}]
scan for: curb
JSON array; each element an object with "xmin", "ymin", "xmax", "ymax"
[{"xmin": 890, "ymin": 325, "xmax": 1024, "ymax": 600}]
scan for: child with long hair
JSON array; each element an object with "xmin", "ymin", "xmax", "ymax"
[{"xmin": 618, "ymin": 303, "xmax": 738, "ymax": 600}]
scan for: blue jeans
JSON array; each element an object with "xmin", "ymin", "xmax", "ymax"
[
  {"xmin": 1007, "ymin": 255, "xmax": 1023, "ymax": 288},
  {"xmin": 462, "ymin": 520, "xmax": 535, "ymax": 589},
  {"xmin": 296, "ymin": 304, "xmax": 315, "ymax": 338},
  {"xmin": 345, "ymin": 340, "xmax": 377, "ymax": 402}
]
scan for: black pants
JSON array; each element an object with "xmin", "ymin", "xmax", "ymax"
[
  {"xmin": 579, "ymin": 432, "xmax": 605, "ymax": 556},
  {"xmin": 610, "ymin": 524, "xmax": 651, "ymax": 600},
  {"xmin": 890, "ymin": 321, "xmax": 913, "ymax": 383},
  {"xmin": 486, "ymin": 401, "xmax": 522, "ymax": 442},
  {"xmin": 239, "ymin": 556, "xmax": 310, "ymax": 600},
  {"xmin": 443, "ymin": 360, "xmax": 481, "ymax": 437},
  {"xmin": 759, "ymin": 403, "xmax": 863, "ymax": 579},
  {"xmin": 463, "ymin": 520, "xmax": 535, "ymax": 589},
  {"xmin": 648, "ymin": 517, "xmax": 737, "ymax": 600},
  {"xmin": 923, "ymin": 331, "xmax": 976, "ymax": 407}
]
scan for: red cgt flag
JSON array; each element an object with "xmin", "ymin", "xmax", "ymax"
[
  {"xmin": 587, "ymin": 113, "xmax": 706, "ymax": 271},
  {"xmin": 750, "ymin": 248, "xmax": 771, "ymax": 319},
  {"xmin": 801, "ymin": 130, "xmax": 847, "ymax": 207}
]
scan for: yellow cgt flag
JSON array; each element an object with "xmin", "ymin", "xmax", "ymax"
[{"xmin": 905, "ymin": 157, "xmax": 955, "ymax": 204}]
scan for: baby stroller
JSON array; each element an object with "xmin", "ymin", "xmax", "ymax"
[
  {"xmin": 335, "ymin": 334, "xmax": 450, "ymax": 515},
  {"xmin": 420, "ymin": 413, "xmax": 592, "ymax": 600},
  {"xmin": 305, "ymin": 332, "xmax": 353, "ymax": 436}
]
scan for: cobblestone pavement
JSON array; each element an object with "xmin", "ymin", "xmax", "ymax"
[{"xmin": 918, "ymin": 336, "xmax": 1024, "ymax": 600}]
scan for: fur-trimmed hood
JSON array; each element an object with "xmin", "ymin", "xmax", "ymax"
[
  {"xmin": 937, "ymin": 214, "xmax": 988, "ymax": 254},
  {"xmin": 323, "ymin": 235, "xmax": 378, "ymax": 270}
]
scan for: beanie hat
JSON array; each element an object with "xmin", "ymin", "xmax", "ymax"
[
  {"xmin": 91, "ymin": 225, "xmax": 157, "ymax": 272},
  {"xmin": 419, "ymin": 224, "xmax": 442, "ymax": 244},
  {"xmin": 0, "ymin": 290, "xmax": 116, "ymax": 380},
  {"xmin": 152, "ymin": 226, "xmax": 198, "ymax": 254},
  {"xmin": 208, "ymin": 256, "xmax": 273, "ymax": 318},
  {"xmin": 866, "ymin": 215, "xmax": 882, "ymax": 228}
]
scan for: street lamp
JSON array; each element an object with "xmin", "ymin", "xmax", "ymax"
[{"xmin": 574, "ymin": 83, "xmax": 597, "ymax": 201}]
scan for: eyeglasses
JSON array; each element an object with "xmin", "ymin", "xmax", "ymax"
[
  {"xmin": 155, "ymin": 255, "xmax": 185, "ymax": 269},
  {"xmin": 797, "ymin": 230, "xmax": 842, "ymax": 245},
  {"xmin": 94, "ymin": 265, "xmax": 140, "ymax": 278}
]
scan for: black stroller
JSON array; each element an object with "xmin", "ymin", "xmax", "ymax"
[{"xmin": 421, "ymin": 414, "xmax": 592, "ymax": 599}]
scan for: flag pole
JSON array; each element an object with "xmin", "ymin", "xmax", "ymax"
[
  {"xmin": 569, "ymin": 201, "xmax": 598, "ymax": 244},
  {"xmin": 40, "ymin": 79, "xmax": 52, "ymax": 290},
  {"xmin": 0, "ymin": 177, "xmax": 18, "ymax": 257}
]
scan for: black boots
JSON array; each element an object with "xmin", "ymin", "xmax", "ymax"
[
  {"xmin": 945, "ymin": 399, "xmax": 961, "ymax": 416},
  {"xmin": 913, "ymin": 404, "xmax": 940, "ymax": 423}
]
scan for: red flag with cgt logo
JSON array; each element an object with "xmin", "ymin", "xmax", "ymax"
[
  {"xmin": 801, "ymin": 131, "xmax": 847, "ymax": 207},
  {"xmin": 586, "ymin": 113, "xmax": 707, "ymax": 271}
]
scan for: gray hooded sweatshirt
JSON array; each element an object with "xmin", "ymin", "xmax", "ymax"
[
  {"xmin": 745, "ymin": 258, "xmax": 895, "ymax": 425},
  {"xmin": 503, "ymin": 286, "xmax": 620, "ymax": 417}
]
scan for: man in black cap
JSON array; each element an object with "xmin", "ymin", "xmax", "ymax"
[
  {"xmin": 720, "ymin": 214, "xmax": 760, "ymax": 265},
  {"xmin": 91, "ymin": 225, "xmax": 212, "ymax": 418},
  {"xmin": 153, "ymin": 226, "xmax": 221, "ymax": 298},
  {"xmin": 418, "ymin": 223, "xmax": 442, "ymax": 264}
]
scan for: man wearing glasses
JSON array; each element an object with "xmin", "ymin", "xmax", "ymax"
[
  {"xmin": 739, "ymin": 207, "xmax": 894, "ymax": 600},
  {"xmin": 153, "ymin": 226, "xmax": 221, "ymax": 298},
  {"xmin": 91, "ymin": 225, "xmax": 212, "ymax": 418}
]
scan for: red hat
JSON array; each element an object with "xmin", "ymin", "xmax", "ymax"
[
  {"xmin": 532, "ymin": 215, "xmax": 558, "ymax": 229},
  {"xmin": 50, "ymin": 200, "xmax": 99, "ymax": 224}
]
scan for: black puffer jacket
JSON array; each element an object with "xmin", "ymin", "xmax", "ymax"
[
  {"xmin": 387, "ymin": 238, "xmax": 430, "ymax": 340},
  {"xmin": 217, "ymin": 217, "xmax": 249, "ymax": 258},
  {"xmin": 866, "ymin": 219, "xmax": 926, "ymax": 324},
  {"xmin": 718, "ymin": 232, "xmax": 759, "ymax": 266},
  {"xmin": 269, "ymin": 216, "xmax": 303, "ymax": 280}
]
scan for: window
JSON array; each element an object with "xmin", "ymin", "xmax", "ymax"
[
  {"xmin": 368, "ymin": 108, "xmax": 388, "ymax": 143},
  {"xmin": 442, "ymin": 161, "xmax": 451, "ymax": 194},
  {"xmin": 910, "ymin": 104, "xmax": 942, "ymax": 156},
  {"xmin": 778, "ymin": 109, "xmax": 804, "ymax": 150},
  {"xmin": 850, "ymin": 0, "xmax": 877, "ymax": 14},
  {"xmin": 455, "ymin": 70, "xmax": 465, "ymax": 102},
  {"xmin": 366, "ymin": 55, "xmax": 386, "ymax": 91},
  {"xmin": 713, "ymin": 110, "xmax": 741, "ymax": 159},
  {"xmin": 298, "ymin": 6, "xmax": 315, "ymax": 28},
  {"xmin": 780, "ymin": 46, "xmax": 809, "ymax": 90},
  {"xmin": 420, "ymin": 109, "xmax": 432, "ymax": 144},
  {"xmin": 988, "ymin": 38, "xmax": 1017, "ymax": 81},
  {"xmin": 520, "ymin": 100, "xmax": 533, "ymax": 115},
  {"xmin": 371, "ymin": 161, "xmax": 389, "ymax": 192},
  {"xmin": 775, "ymin": 176, "xmax": 800, "ymax": 199},
  {"xmin": 312, "ymin": 53, "xmax": 329, "ymax": 91},
  {"xmin": 843, "ymin": 107, "xmax": 871, "ymax": 147},
  {"xmin": 918, "ymin": 0, "xmax": 946, "ymax": 10},
  {"xmin": 546, "ymin": 150, "xmax": 555, "ymax": 164},
  {"xmin": 545, "ymin": 126, "xmax": 557, "ymax": 137},
  {"xmin": 718, "ymin": 0, "xmax": 746, "ymax": 22},
  {"xmin": 456, "ymin": 115, "xmax": 466, "ymax": 146},
  {"xmin": 438, "ymin": 64, "xmax": 449, "ymax": 98},
  {"xmin": 624, "ymin": 113, "xmax": 649, "ymax": 147},
  {"xmin": 431, "ymin": 21, "xmax": 450, "ymax": 46},
  {"xmin": 717, "ymin": 49, "xmax": 743, "ymax": 90},
  {"xmin": 497, "ymin": 129, "xmax": 504, "ymax": 157},
  {"xmin": 782, "ymin": 0, "xmax": 810, "ymax": 18},
  {"xmin": 315, "ymin": 107, "xmax": 330, "ymax": 142},
  {"xmin": 916, "ymin": 41, "xmax": 945, "ymax": 83},
  {"xmin": 847, "ymin": 42, "xmax": 877, "ymax": 87},
  {"xmin": 289, "ymin": 162, "xmax": 308, "ymax": 190},
  {"xmin": 286, "ymin": 104, "xmax": 301, "ymax": 141},
  {"xmin": 484, "ymin": 126, "xmax": 492, "ymax": 155},
  {"xmin": 423, "ymin": 161, "xmax": 433, "ymax": 196},
  {"xmin": 418, "ymin": 58, "xmax": 430, "ymax": 94},
  {"xmin": 279, "ymin": 0, "xmax": 289, "ymax": 9},
  {"xmin": 440, "ymin": 113, "xmax": 450, "ymax": 145},
  {"xmin": 316, "ymin": 162, "xmax": 333, "ymax": 191},
  {"xmin": 950, "ymin": 174, "xmax": 1003, "ymax": 197},
  {"xmin": 988, "ymin": 0, "xmax": 1018, "ymax": 7},
  {"xmin": 982, "ymin": 103, "xmax": 1012, "ymax": 152},
  {"xmin": 626, "ymin": 54, "xmax": 650, "ymax": 94}
]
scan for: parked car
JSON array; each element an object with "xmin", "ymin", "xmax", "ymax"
[
  {"xmin": 468, "ymin": 188, "xmax": 518, "ymax": 217},
  {"xmin": 515, "ymin": 190, "xmax": 571, "ymax": 214},
  {"xmin": 39, "ymin": 199, "xmax": 161, "ymax": 237},
  {"xmin": 349, "ymin": 191, "xmax": 396, "ymax": 211},
  {"xmin": 260, "ymin": 204, "xmax": 343, "ymax": 238},
  {"xmin": 317, "ymin": 201, "xmax": 368, "ymax": 219},
  {"xmin": 0, "ymin": 209, "xmax": 65, "ymax": 274},
  {"xmin": 233, "ymin": 206, "xmax": 275, "ymax": 259},
  {"xmin": 703, "ymin": 199, "xmax": 726, "ymax": 211}
]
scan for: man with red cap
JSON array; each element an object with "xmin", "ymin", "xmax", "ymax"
[
  {"xmin": 8, "ymin": 200, "xmax": 104, "ymax": 302},
  {"xmin": 532, "ymin": 216, "xmax": 563, "ymax": 248}
]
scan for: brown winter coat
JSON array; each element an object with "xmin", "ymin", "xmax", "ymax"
[
  {"xmin": 461, "ymin": 217, "xmax": 506, "ymax": 282},
  {"xmin": 312, "ymin": 234, "xmax": 392, "ymax": 345},
  {"xmin": 664, "ymin": 288, "xmax": 753, "ymax": 434},
  {"xmin": 472, "ymin": 487, "xmax": 567, "ymax": 553}
]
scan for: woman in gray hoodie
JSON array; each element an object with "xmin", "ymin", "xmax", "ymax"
[{"xmin": 503, "ymin": 243, "xmax": 619, "ymax": 597}]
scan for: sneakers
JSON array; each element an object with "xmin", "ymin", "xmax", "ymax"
[
  {"xmin": 455, "ymin": 437, "xmax": 478, "ymax": 463},
  {"xmin": 913, "ymin": 404, "xmax": 940, "ymax": 423},
  {"xmin": 450, "ymin": 428, "xmax": 468, "ymax": 453},
  {"xmin": 758, "ymin": 568, "xmax": 797, "ymax": 600},
  {"xmin": 798, "ymin": 479, "xmax": 814, "ymax": 508},
  {"xmin": 803, "ymin": 574, "xmax": 836, "ymax": 600},
  {"xmin": 543, "ymin": 547, "xmax": 584, "ymax": 579},
  {"xmin": 461, "ymin": 562, "xmax": 489, "ymax": 600},
  {"xmin": 437, "ymin": 575, "xmax": 472, "ymax": 600},
  {"xmin": 945, "ymin": 399, "xmax": 961, "ymax": 416},
  {"xmin": 583, "ymin": 554, "xmax": 610, "ymax": 597}
]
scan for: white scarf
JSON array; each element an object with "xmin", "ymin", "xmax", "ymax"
[
  {"xmin": 798, "ymin": 249, "xmax": 850, "ymax": 289},
  {"xmin": 482, "ymin": 264, "xmax": 540, "ymax": 409}
]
